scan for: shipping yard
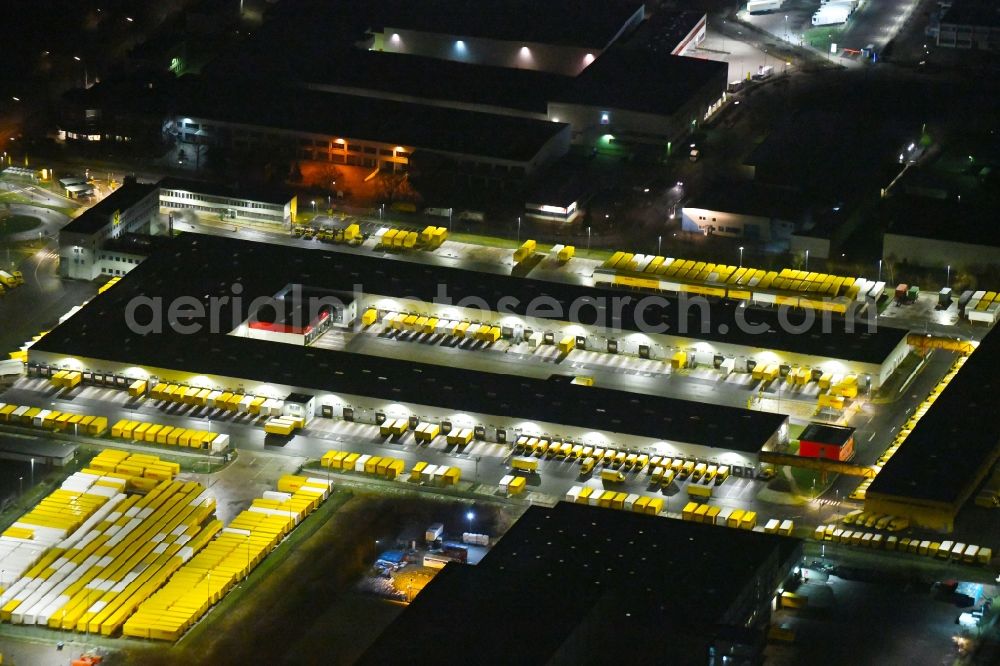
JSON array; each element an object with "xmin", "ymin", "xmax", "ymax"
[{"xmin": 2, "ymin": 0, "xmax": 1000, "ymax": 664}]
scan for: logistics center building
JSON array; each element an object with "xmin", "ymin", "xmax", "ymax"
[
  {"xmin": 28, "ymin": 234, "xmax": 806, "ymax": 473},
  {"xmin": 362, "ymin": 502, "xmax": 803, "ymax": 664}
]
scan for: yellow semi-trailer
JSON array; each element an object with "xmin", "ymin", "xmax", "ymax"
[
  {"xmin": 511, "ymin": 457, "xmax": 538, "ymax": 473},
  {"xmin": 688, "ymin": 483, "xmax": 712, "ymax": 499},
  {"xmin": 600, "ymin": 469, "xmax": 624, "ymax": 483}
]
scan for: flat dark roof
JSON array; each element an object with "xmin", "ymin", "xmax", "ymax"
[
  {"xmin": 304, "ymin": 48, "xmax": 562, "ymax": 115},
  {"xmin": 550, "ymin": 49, "xmax": 727, "ymax": 116},
  {"xmin": 178, "ymin": 79, "xmax": 568, "ymax": 163},
  {"xmin": 0, "ymin": 434, "xmax": 77, "ymax": 461},
  {"xmin": 884, "ymin": 194, "xmax": 1000, "ymax": 249},
  {"xmin": 159, "ymin": 177, "xmax": 292, "ymax": 207},
  {"xmin": 374, "ymin": 0, "xmax": 644, "ymax": 49},
  {"xmin": 61, "ymin": 182, "xmax": 158, "ymax": 236},
  {"xmin": 688, "ymin": 181, "xmax": 810, "ymax": 222},
  {"xmin": 869, "ymin": 327, "xmax": 1000, "ymax": 505},
  {"xmin": 32, "ymin": 234, "xmax": 788, "ymax": 453},
  {"xmin": 799, "ymin": 423, "xmax": 854, "ymax": 446},
  {"xmin": 942, "ymin": 0, "xmax": 1000, "ymax": 27},
  {"xmin": 362, "ymin": 502, "xmax": 801, "ymax": 664}
]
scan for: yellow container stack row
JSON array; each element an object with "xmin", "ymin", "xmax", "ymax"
[
  {"xmin": 50, "ymin": 370, "xmax": 83, "ymax": 390},
  {"xmin": 109, "ymin": 419, "xmax": 230, "ymax": 452},
  {"xmin": 812, "ymin": 523, "xmax": 993, "ymax": 565},
  {"xmin": 681, "ymin": 503, "xmax": 760, "ymax": 531},
  {"xmin": 381, "ymin": 310, "xmax": 501, "ymax": 343},
  {"xmin": 320, "ymin": 450, "xmax": 407, "ymax": 481},
  {"xmin": 375, "ymin": 227, "xmax": 428, "ymax": 251},
  {"xmin": 599, "ymin": 253, "xmax": 872, "ymax": 314},
  {"xmin": 406, "ymin": 461, "xmax": 462, "ymax": 486},
  {"xmin": 87, "ymin": 450, "xmax": 180, "ymax": 491},
  {"xmin": 0, "ymin": 402, "xmax": 108, "ymax": 437},
  {"xmin": 565, "ymin": 485, "xmax": 663, "ymax": 515},
  {"xmin": 1, "ymin": 474, "xmax": 218, "ymax": 638},
  {"xmin": 123, "ymin": 475, "xmax": 334, "ymax": 641},
  {"xmin": 849, "ymin": 355, "xmax": 966, "ymax": 501},
  {"xmin": 419, "ymin": 225, "xmax": 448, "ymax": 250},
  {"xmin": 147, "ymin": 384, "xmax": 281, "ymax": 417}
]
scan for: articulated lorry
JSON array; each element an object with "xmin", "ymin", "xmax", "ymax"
[{"xmin": 747, "ymin": 0, "xmax": 784, "ymax": 14}]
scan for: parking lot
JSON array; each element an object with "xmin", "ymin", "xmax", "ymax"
[{"xmin": 741, "ymin": 0, "xmax": 925, "ymax": 54}]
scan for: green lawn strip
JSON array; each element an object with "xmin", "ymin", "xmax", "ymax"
[{"xmin": 176, "ymin": 489, "xmax": 353, "ymax": 647}]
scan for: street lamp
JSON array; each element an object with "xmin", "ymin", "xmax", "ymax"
[
  {"xmin": 946, "ymin": 264, "xmax": 951, "ymax": 288},
  {"xmin": 466, "ymin": 510, "xmax": 475, "ymax": 533},
  {"xmin": 657, "ymin": 235, "xmax": 662, "ymax": 256},
  {"xmin": 877, "ymin": 259, "xmax": 883, "ymax": 282},
  {"xmin": 805, "ymin": 249, "xmax": 810, "ymax": 271},
  {"xmin": 738, "ymin": 246, "xmax": 744, "ymax": 268},
  {"xmin": 73, "ymin": 56, "xmax": 88, "ymax": 88},
  {"xmin": 587, "ymin": 226, "xmax": 591, "ymax": 252},
  {"xmin": 516, "ymin": 216, "xmax": 521, "ymax": 243},
  {"xmin": 311, "ymin": 200, "xmax": 316, "ymax": 213}
]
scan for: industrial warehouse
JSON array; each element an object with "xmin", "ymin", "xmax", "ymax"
[
  {"xmin": 39, "ymin": 232, "xmax": 909, "ymax": 381},
  {"xmin": 361, "ymin": 502, "xmax": 803, "ymax": 663},
  {"xmin": 29, "ymin": 236, "xmax": 793, "ymax": 473},
  {"xmin": 865, "ymin": 326, "xmax": 1000, "ymax": 531}
]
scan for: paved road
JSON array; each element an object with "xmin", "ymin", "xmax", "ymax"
[{"xmin": 0, "ymin": 245, "xmax": 97, "ymax": 356}]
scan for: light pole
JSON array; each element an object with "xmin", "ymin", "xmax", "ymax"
[
  {"xmin": 738, "ymin": 246, "xmax": 744, "ymax": 269},
  {"xmin": 587, "ymin": 226, "xmax": 591, "ymax": 252},
  {"xmin": 877, "ymin": 259, "xmax": 883, "ymax": 282},
  {"xmin": 466, "ymin": 510, "xmax": 475, "ymax": 534},
  {"xmin": 516, "ymin": 216, "xmax": 521, "ymax": 243},
  {"xmin": 30, "ymin": 458, "xmax": 34, "ymax": 487},
  {"xmin": 805, "ymin": 249, "xmax": 810, "ymax": 271},
  {"xmin": 657, "ymin": 235, "xmax": 662, "ymax": 256},
  {"xmin": 946, "ymin": 264, "xmax": 951, "ymax": 288},
  {"xmin": 73, "ymin": 56, "xmax": 88, "ymax": 88}
]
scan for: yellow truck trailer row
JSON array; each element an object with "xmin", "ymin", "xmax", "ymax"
[
  {"xmin": 320, "ymin": 450, "xmax": 407, "ymax": 481},
  {"xmin": 405, "ymin": 461, "xmax": 462, "ymax": 486},
  {"xmin": 293, "ymin": 222, "xmax": 363, "ymax": 245},
  {"xmin": 0, "ymin": 402, "xmax": 109, "ymax": 437},
  {"xmin": 110, "ymin": 419, "xmax": 230, "ymax": 452},
  {"xmin": 681, "ymin": 503, "xmax": 762, "ymax": 531},
  {"xmin": 375, "ymin": 225, "xmax": 448, "ymax": 252},
  {"xmin": 123, "ymin": 475, "xmax": 334, "ymax": 641},
  {"xmin": 145, "ymin": 383, "xmax": 283, "ymax": 417},
  {"xmin": 380, "ymin": 310, "xmax": 502, "ymax": 343},
  {"xmin": 811, "ymin": 523, "xmax": 993, "ymax": 565},
  {"xmin": 564, "ymin": 485, "xmax": 664, "ymax": 515},
  {"xmin": 596, "ymin": 253, "xmax": 883, "ymax": 314},
  {"xmin": 513, "ymin": 436, "xmax": 731, "ymax": 487}
]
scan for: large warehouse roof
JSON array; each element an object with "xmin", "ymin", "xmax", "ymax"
[
  {"xmin": 550, "ymin": 48, "xmax": 727, "ymax": 116},
  {"xmin": 177, "ymin": 80, "xmax": 568, "ymax": 163},
  {"xmin": 32, "ymin": 234, "xmax": 789, "ymax": 453},
  {"xmin": 868, "ymin": 327, "xmax": 1000, "ymax": 505},
  {"xmin": 361, "ymin": 503, "xmax": 801, "ymax": 663},
  {"xmin": 373, "ymin": 0, "xmax": 645, "ymax": 49},
  {"xmin": 57, "ymin": 233, "xmax": 903, "ymax": 364}
]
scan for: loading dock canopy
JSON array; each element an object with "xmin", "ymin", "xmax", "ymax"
[{"xmin": 32, "ymin": 235, "xmax": 788, "ymax": 453}]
